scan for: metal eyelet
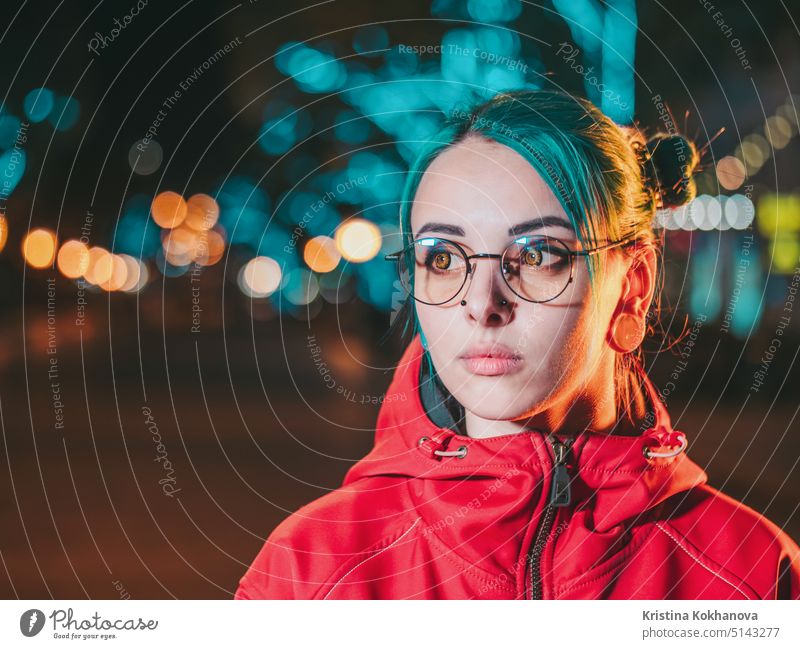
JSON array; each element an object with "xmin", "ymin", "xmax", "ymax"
[
  {"xmin": 433, "ymin": 445, "xmax": 468, "ymax": 459},
  {"xmin": 642, "ymin": 433, "xmax": 687, "ymax": 460},
  {"xmin": 417, "ymin": 436, "xmax": 430, "ymax": 446}
]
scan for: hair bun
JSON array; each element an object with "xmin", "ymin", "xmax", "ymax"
[{"xmin": 639, "ymin": 133, "xmax": 700, "ymax": 209}]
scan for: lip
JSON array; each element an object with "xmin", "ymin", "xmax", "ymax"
[{"xmin": 460, "ymin": 343, "xmax": 523, "ymax": 376}]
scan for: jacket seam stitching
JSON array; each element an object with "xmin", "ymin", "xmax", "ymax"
[
  {"xmin": 319, "ymin": 516, "xmax": 423, "ymax": 599},
  {"xmin": 414, "ymin": 459, "xmax": 544, "ymax": 471},
  {"xmin": 554, "ymin": 517, "xmax": 661, "ymax": 597},
  {"xmin": 654, "ymin": 521, "xmax": 756, "ymax": 600},
  {"xmin": 419, "ymin": 519, "xmax": 517, "ymax": 589},
  {"xmin": 403, "ymin": 475, "xmax": 519, "ymax": 588},
  {"xmin": 580, "ymin": 461, "xmax": 682, "ymax": 476},
  {"xmin": 305, "ymin": 521, "xmax": 413, "ymax": 600}
]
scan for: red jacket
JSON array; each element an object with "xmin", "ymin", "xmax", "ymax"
[{"xmin": 235, "ymin": 334, "xmax": 800, "ymax": 599}]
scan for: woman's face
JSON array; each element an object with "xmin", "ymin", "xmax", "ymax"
[{"xmin": 410, "ymin": 135, "xmax": 629, "ymax": 422}]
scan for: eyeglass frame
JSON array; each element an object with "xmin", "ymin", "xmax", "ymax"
[{"xmin": 384, "ymin": 231, "xmax": 639, "ymax": 305}]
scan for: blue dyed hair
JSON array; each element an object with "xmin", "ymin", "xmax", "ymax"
[{"xmin": 387, "ymin": 88, "xmax": 699, "ymax": 424}]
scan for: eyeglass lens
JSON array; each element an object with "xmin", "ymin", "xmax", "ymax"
[{"xmin": 396, "ymin": 236, "xmax": 573, "ymax": 305}]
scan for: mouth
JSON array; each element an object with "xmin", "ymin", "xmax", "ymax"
[{"xmin": 459, "ymin": 345, "xmax": 523, "ymax": 376}]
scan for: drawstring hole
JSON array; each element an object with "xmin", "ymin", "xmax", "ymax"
[
  {"xmin": 642, "ymin": 433, "xmax": 687, "ymax": 460},
  {"xmin": 418, "ymin": 436, "xmax": 468, "ymax": 459},
  {"xmin": 433, "ymin": 445, "xmax": 468, "ymax": 459}
]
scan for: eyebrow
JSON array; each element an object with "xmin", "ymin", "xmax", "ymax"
[{"xmin": 415, "ymin": 215, "xmax": 574, "ymax": 238}]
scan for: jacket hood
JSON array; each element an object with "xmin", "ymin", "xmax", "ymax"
[{"xmin": 343, "ymin": 334, "xmax": 708, "ymax": 534}]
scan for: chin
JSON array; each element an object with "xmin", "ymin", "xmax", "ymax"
[{"xmin": 455, "ymin": 385, "xmax": 533, "ymax": 421}]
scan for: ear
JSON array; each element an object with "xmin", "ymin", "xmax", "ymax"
[
  {"xmin": 620, "ymin": 245, "xmax": 657, "ymax": 318},
  {"xmin": 607, "ymin": 245, "xmax": 657, "ymax": 352}
]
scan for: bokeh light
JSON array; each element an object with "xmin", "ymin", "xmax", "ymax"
[
  {"xmin": 282, "ymin": 267, "xmax": 319, "ymax": 305},
  {"xmin": 98, "ymin": 254, "xmax": 129, "ymax": 291},
  {"xmin": 275, "ymin": 42, "xmax": 347, "ymax": 93},
  {"xmin": 128, "ymin": 139, "xmax": 163, "ymax": 175},
  {"xmin": 151, "ymin": 191, "xmax": 188, "ymax": 229},
  {"xmin": 56, "ymin": 239, "xmax": 90, "ymax": 278},
  {"xmin": 161, "ymin": 226, "xmax": 199, "ymax": 266},
  {"xmin": 716, "ymin": 156, "xmax": 747, "ymax": 190},
  {"xmin": 84, "ymin": 246, "xmax": 113, "ymax": 285},
  {"xmin": 184, "ymin": 193, "xmax": 220, "ymax": 231},
  {"xmin": 118, "ymin": 255, "xmax": 143, "ymax": 292},
  {"xmin": 0, "ymin": 213, "xmax": 7, "ymax": 252},
  {"xmin": 22, "ymin": 228, "xmax": 57, "ymax": 268},
  {"xmin": 764, "ymin": 115, "xmax": 792, "ymax": 149},
  {"xmin": 335, "ymin": 218, "xmax": 381, "ymax": 262},
  {"xmin": 239, "ymin": 256, "xmax": 282, "ymax": 297},
  {"xmin": 121, "ymin": 257, "xmax": 149, "ymax": 293},
  {"xmin": 736, "ymin": 133, "xmax": 770, "ymax": 172},
  {"xmin": 23, "ymin": 87, "xmax": 54, "ymax": 123},
  {"xmin": 48, "ymin": 95, "xmax": 80, "ymax": 131},
  {"xmin": 194, "ymin": 228, "xmax": 226, "ymax": 266},
  {"xmin": 0, "ymin": 115, "xmax": 22, "ymax": 148},
  {"xmin": 303, "ymin": 235, "xmax": 340, "ymax": 273}
]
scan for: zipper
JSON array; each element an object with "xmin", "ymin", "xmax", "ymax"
[{"xmin": 527, "ymin": 433, "xmax": 574, "ymax": 599}]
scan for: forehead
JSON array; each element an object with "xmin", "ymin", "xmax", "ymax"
[{"xmin": 410, "ymin": 136, "xmax": 571, "ymax": 239}]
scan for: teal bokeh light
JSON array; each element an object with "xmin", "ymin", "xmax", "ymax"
[
  {"xmin": 48, "ymin": 95, "xmax": 81, "ymax": 131},
  {"xmin": 276, "ymin": 42, "xmax": 347, "ymax": 93},
  {"xmin": 115, "ymin": 194, "xmax": 161, "ymax": 258},
  {"xmin": 0, "ymin": 148, "xmax": 26, "ymax": 194},
  {"xmin": 467, "ymin": 0, "xmax": 522, "ymax": 23},
  {"xmin": 259, "ymin": 103, "xmax": 313, "ymax": 156},
  {"xmin": 0, "ymin": 115, "xmax": 23, "ymax": 149},
  {"xmin": 23, "ymin": 88, "xmax": 54, "ymax": 123}
]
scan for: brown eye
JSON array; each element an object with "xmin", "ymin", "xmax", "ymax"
[
  {"xmin": 521, "ymin": 246, "xmax": 543, "ymax": 267},
  {"xmin": 432, "ymin": 251, "xmax": 451, "ymax": 270}
]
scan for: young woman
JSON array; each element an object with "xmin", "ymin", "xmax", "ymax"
[{"xmin": 235, "ymin": 89, "xmax": 800, "ymax": 599}]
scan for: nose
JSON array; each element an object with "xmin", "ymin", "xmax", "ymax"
[{"xmin": 460, "ymin": 258, "xmax": 515, "ymax": 326}]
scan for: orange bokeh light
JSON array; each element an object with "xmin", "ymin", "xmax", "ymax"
[
  {"xmin": 99, "ymin": 254, "xmax": 128, "ymax": 291},
  {"xmin": 84, "ymin": 247, "xmax": 113, "ymax": 285},
  {"xmin": 57, "ymin": 240, "xmax": 90, "ymax": 278},
  {"xmin": 151, "ymin": 191, "xmax": 188, "ymax": 229},
  {"xmin": 185, "ymin": 193, "xmax": 220, "ymax": 231},
  {"xmin": 304, "ymin": 236, "xmax": 340, "ymax": 273},
  {"xmin": 119, "ymin": 255, "xmax": 143, "ymax": 292},
  {"xmin": 22, "ymin": 228, "xmax": 57, "ymax": 269},
  {"xmin": 0, "ymin": 214, "xmax": 8, "ymax": 253},
  {"xmin": 161, "ymin": 226, "xmax": 198, "ymax": 266},
  {"xmin": 194, "ymin": 228, "xmax": 226, "ymax": 266}
]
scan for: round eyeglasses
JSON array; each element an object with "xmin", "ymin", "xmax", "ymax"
[{"xmin": 385, "ymin": 233, "xmax": 637, "ymax": 306}]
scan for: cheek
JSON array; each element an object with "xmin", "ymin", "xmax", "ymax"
[
  {"xmin": 415, "ymin": 304, "xmax": 448, "ymax": 342},
  {"xmin": 517, "ymin": 303, "xmax": 586, "ymax": 350},
  {"xmin": 415, "ymin": 305, "xmax": 464, "ymax": 367}
]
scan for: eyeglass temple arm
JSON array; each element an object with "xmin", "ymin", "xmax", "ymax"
[{"xmin": 571, "ymin": 233, "xmax": 638, "ymax": 257}]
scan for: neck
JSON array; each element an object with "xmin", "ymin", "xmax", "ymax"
[{"xmin": 464, "ymin": 358, "xmax": 650, "ymax": 440}]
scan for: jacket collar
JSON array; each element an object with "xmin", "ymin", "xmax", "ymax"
[{"xmin": 343, "ymin": 334, "xmax": 707, "ymax": 533}]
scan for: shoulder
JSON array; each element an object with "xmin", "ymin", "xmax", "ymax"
[
  {"xmin": 235, "ymin": 476, "xmax": 418, "ymax": 599},
  {"xmin": 656, "ymin": 484, "xmax": 800, "ymax": 599}
]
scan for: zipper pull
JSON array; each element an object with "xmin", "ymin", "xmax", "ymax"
[{"xmin": 548, "ymin": 437, "xmax": 573, "ymax": 507}]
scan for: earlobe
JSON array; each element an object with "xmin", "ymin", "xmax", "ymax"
[
  {"xmin": 606, "ymin": 250, "xmax": 654, "ymax": 354},
  {"xmin": 608, "ymin": 312, "xmax": 646, "ymax": 353}
]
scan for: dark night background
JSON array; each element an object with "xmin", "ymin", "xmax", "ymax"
[{"xmin": 0, "ymin": 0, "xmax": 799, "ymax": 598}]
